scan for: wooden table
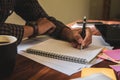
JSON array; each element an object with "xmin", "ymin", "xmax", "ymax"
[
  {"xmin": 4, "ymin": 20, "xmax": 120, "ymax": 80},
  {"xmin": 4, "ymin": 54, "xmax": 119, "ymax": 80}
]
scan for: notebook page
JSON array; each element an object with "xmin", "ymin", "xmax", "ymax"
[{"xmin": 26, "ymin": 39, "xmax": 103, "ymax": 63}]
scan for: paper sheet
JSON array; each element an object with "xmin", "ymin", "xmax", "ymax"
[
  {"xmin": 98, "ymin": 53, "xmax": 120, "ymax": 63},
  {"xmin": 104, "ymin": 49, "xmax": 120, "ymax": 60},
  {"xmin": 109, "ymin": 65, "xmax": 120, "ymax": 72},
  {"xmin": 20, "ymin": 51, "xmax": 85, "ymax": 75},
  {"xmin": 71, "ymin": 23, "xmax": 95, "ymax": 28}
]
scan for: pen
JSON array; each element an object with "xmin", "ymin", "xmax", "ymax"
[{"xmin": 80, "ymin": 16, "xmax": 86, "ymax": 49}]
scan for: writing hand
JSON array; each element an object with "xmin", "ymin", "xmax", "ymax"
[{"xmin": 71, "ymin": 27, "xmax": 92, "ymax": 49}]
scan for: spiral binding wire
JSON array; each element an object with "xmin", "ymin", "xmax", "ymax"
[{"xmin": 26, "ymin": 49, "xmax": 88, "ymax": 64}]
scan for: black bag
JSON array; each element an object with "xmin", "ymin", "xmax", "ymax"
[{"xmin": 95, "ymin": 24, "xmax": 120, "ymax": 47}]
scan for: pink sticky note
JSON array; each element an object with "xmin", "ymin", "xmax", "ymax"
[
  {"xmin": 104, "ymin": 49, "xmax": 120, "ymax": 61},
  {"xmin": 110, "ymin": 65, "xmax": 120, "ymax": 72}
]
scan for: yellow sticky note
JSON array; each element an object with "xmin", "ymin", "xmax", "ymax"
[{"xmin": 81, "ymin": 68, "xmax": 116, "ymax": 80}]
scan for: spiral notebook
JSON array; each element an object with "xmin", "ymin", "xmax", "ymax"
[{"xmin": 26, "ymin": 39, "xmax": 103, "ymax": 64}]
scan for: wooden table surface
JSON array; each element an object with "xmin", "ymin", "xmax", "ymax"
[
  {"xmin": 4, "ymin": 54, "xmax": 119, "ymax": 80},
  {"xmin": 4, "ymin": 20, "xmax": 120, "ymax": 80}
]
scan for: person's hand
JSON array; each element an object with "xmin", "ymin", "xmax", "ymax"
[
  {"xmin": 71, "ymin": 27, "xmax": 92, "ymax": 49},
  {"xmin": 37, "ymin": 18, "xmax": 56, "ymax": 35},
  {"xmin": 61, "ymin": 27, "xmax": 92, "ymax": 49}
]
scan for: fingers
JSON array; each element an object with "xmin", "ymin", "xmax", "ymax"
[
  {"xmin": 71, "ymin": 29, "xmax": 83, "ymax": 49},
  {"xmin": 71, "ymin": 27, "xmax": 92, "ymax": 49},
  {"xmin": 82, "ymin": 27, "xmax": 92, "ymax": 47},
  {"xmin": 71, "ymin": 39, "xmax": 82, "ymax": 49}
]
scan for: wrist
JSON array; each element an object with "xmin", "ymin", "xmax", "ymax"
[
  {"xmin": 26, "ymin": 21, "xmax": 38, "ymax": 38},
  {"xmin": 61, "ymin": 27, "xmax": 74, "ymax": 42},
  {"xmin": 23, "ymin": 26, "xmax": 34, "ymax": 38}
]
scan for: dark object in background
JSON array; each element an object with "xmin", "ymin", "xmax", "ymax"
[
  {"xmin": 0, "ymin": 35, "xmax": 17, "ymax": 79},
  {"xmin": 95, "ymin": 24, "xmax": 120, "ymax": 47}
]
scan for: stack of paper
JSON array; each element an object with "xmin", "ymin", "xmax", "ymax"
[
  {"xmin": 98, "ymin": 49, "xmax": 120, "ymax": 63},
  {"xmin": 18, "ymin": 36, "xmax": 98, "ymax": 75},
  {"xmin": 18, "ymin": 35, "xmax": 112, "ymax": 76}
]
